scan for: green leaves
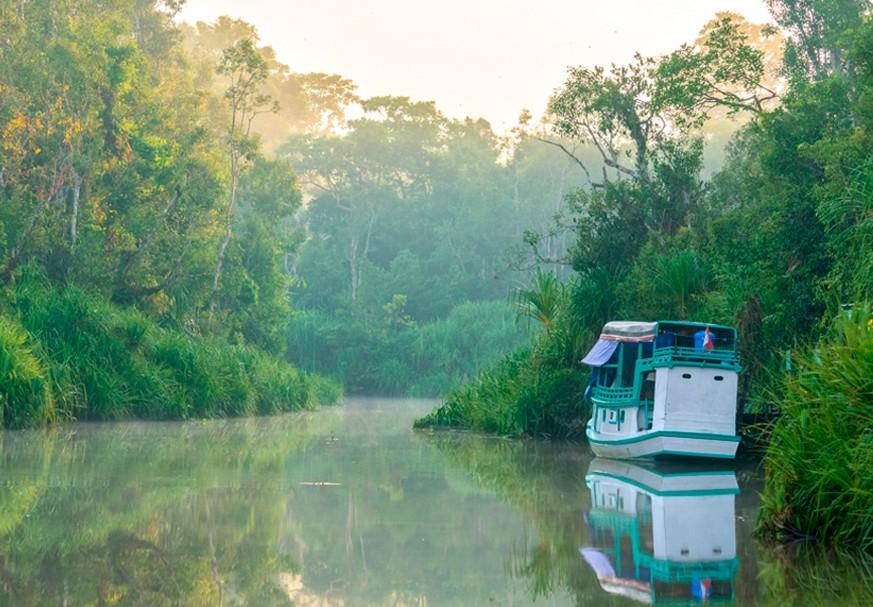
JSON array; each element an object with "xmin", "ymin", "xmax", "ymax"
[
  {"xmin": 760, "ymin": 304, "xmax": 873, "ymax": 550},
  {"xmin": 653, "ymin": 14, "xmax": 778, "ymax": 126},
  {"xmin": 514, "ymin": 270, "xmax": 565, "ymax": 334},
  {"xmin": 0, "ymin": 316, "xmax": 54, "ymax": 428}
]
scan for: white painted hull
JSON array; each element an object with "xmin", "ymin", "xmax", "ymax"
[
  {"xmin": 586, "ymin": 428, "xmax": 740, "ymax": 460},
  {"xmin": 586, "ymin": 458, "xmax": 740, "ymax": 494}
]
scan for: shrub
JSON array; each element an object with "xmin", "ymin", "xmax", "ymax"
[
  {"xmin": 0, "ymin": 270, "xmax": 340, "ymax": 426},
  {"xmin": 0, "ymin": 316, "xmax": 55, "ymax": 428},
  {"xmin": 758, "ymin": 304, "xmax": 873, "ymax": 550}
]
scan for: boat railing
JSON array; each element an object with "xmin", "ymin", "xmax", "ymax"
[
  {"xmin": 590, "ymin": 385, "xmax": 636, "ymax": 406},
  {"xmin": 645, "ymin": 346, "xmax": 740, "ymax": 370},
  {"xmin": 640, "ymin": 554, "xmax": 739, "ymax": 582}
]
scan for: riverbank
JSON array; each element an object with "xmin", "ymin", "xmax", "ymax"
[
  {"xmin": 758, "ymin": 307, "xmax": 873, "ymax": 551},
  {"xmin": 418, "ymin": 306, "xmax": 873, "ymax": 555},
  {"xmin": 0, "ymin": 273, "xmax": 340, "ymax": 428}
]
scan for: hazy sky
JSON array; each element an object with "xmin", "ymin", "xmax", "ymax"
[{"xmin": 178, "ymin": 0, "xmax": 774, "ymax": 130}]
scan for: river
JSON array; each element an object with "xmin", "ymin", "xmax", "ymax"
[{"xmin": 0, "ymin": 397, "xmax": 868, "ymax": 605}]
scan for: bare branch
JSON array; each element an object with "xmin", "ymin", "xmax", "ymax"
[
  {"xmin": 583, "ymin": 123, "xmax": 638, "ymax": 179},
  {"xmin": 535, "ymin": 137, "xmax": 604, "ymax": 188}
]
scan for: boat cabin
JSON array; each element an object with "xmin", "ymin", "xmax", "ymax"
[
  {"xmin": 581, "ymin": 459, "xmax": 739, "ymax": 604},
  {"xmin": 582, "ymin": 321, "xmax": 741, "ymax": 459}
]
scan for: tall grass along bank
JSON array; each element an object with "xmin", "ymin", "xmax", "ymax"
[
  {"xmin": 758, "ymin": 306, "xmax": 873, "ymax": 551},
  {"xmin": 0, "ymin": 272, "xmax": 340, "ymax": 429}
]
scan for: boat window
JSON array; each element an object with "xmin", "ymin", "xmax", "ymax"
[
  {"xmin": 597, "ymin": 349, "xmax": 619, "ymax": 387},
  {"xmin": 682, "ymin": 373, "xmax": 692, "ymax": 379},
  {"xmin": 601, "ymin": 367, "xmax": 616, "ymax": 387},
  {"xmin": 655, "ymin": 331, "xmax": 675, "ymax": 349},
  {"xmin": 620, "ymin": 344, "xmax": 637, "ymax": 387},
  {"xmin": 714, "ymin": 375, "xmax": 724, "ymax": 381},
  {"xmin": 640, "ymin": 341, "xmax": 654, "ymax": 359},
  {"xmin": 641, "ymin": 372, "xmax": 655, "ymax": 401}
]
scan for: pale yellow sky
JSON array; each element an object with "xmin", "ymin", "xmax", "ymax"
[{"xmin": 178, "ymin": 0, "xmax": 774, "ymax": 131}]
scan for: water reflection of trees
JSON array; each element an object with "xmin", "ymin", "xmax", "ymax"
[
  {"xmin": 4, "ymin": 408, "xmax": 873, "ymax": 606},
  {"xmin": 0, "ymin": 412, "xmax": 341, "ymax": 605},
  {"xmin": 424, "ymin": 432, "xmax": 605, "ymax": 605},
  {"xmin": 426, "ymin": 432, "xmax": 873, "ymax": 607},
  {"xmin": 0, "ymin": 404, "xmax": 559, "ymax": 606}
]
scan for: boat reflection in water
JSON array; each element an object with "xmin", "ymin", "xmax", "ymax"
[{"xmin": 581, "ymin": 459, "xmax": 739, "ymax": 605}]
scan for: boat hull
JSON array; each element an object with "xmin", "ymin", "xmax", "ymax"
[
  {"xmin": 586, "ymin": 429, "xmax": 740, "ymax": 460},
  {"xmin": 585, "ymin": 458, "xmax": 740, "ymax": 494}
]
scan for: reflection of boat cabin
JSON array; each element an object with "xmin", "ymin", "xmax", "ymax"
[
  {"xmin": 581, "ymin": 460, "xmax": 739, "ymax": 605},
  {"xmin": 582, "ymin": 321, "xmax": 741, "ymax": 459}
]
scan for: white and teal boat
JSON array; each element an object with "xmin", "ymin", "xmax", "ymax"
[
  {"xmin": 581, "ymin": 458, "xmax": 739, "ymax": 605},
  {"xmin": 582, "ymin": 321, "xmax": 741, "ymax": 460}
]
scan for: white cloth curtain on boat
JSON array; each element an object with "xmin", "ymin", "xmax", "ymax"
[{"xmin": 581, "ymin": 339, "xmax": 619, "ymax": 367}]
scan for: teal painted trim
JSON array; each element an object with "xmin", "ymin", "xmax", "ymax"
[
  {"xmin": 617, "ymin": 340, "xmax": 625, "ymax": 385},
  {"xmin": 651, "ymin": 360, "xmax": 742, "ymax": 372},
  {"xmin": 591, "ymin": 466, "xmax": 736, "ymax": 478},
  {"xmin": 591, "ymin": 396, "xmax": 638, "ymax": 408},
  {"xmin": 653, "ymin": 450, "xmax": 737, "ymax": 459},
  {"xmin": 654, "ymin": 469, "xmax": 737, "ymax": 477},
  {"xmin": 654, "ymin": 599, "xmax": 735, "ymax": 607},
  {"xmin": 587, "ymin": 472, "xmax": 740, "ymax": 496},
  {"xmin": 586, "ymin": 429, "xmax": 741, "ymax": 445},
  {"xmin": 642, "ymin": 554, "xmax": 740, "ymax": 582}
]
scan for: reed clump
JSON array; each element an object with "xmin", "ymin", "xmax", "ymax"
[
  {"xmin": 758, "ymin": 304, "xmax": 873, "ymax": 550},
  {"xmin": 0, "ymin": 316, "xmax": 55, "ymax": 428},
  {"xmin": 0, "ymin": 271, "xmax": 340, "ymax": 428}
]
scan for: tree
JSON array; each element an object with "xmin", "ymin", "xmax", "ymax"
[
  {"xmin": 209, "ymin": 37, "xmax": 276, "ymax": 315},
  {"xmin": 654, "ymin": 14, "xmax": 782, "ymax": 125},
  {"xmin": 549, "ymin": 54, "xmax": 660, "ymax": 185},
  {"xmin": 181, "ymin": 19, "xmax": 359, "ymax": 148},
  {"xmin": 765, "ymin": 0, "xmax": 870, "ymax": 80}
]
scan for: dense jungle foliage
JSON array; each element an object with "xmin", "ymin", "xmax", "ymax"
[
  {"xmin": 0, "ymin": 1, "xmax": 354, "ymax": 425},
  {"xmin": 418, "ymin": 1, "xmax": 873, "ymax": 433},
  {"xmin": 1, "ymin": 0, "xmax": 598, "ymax": 407},
  {"xmin": 417, "ymin": 0, "xmax": 873, "ymax": 551},
  {"xmin": 277, "ymin": 16, "xmax": 782, "ymax": 396}
]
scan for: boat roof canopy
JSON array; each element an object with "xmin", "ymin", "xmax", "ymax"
[
  {"xmin": 599, "ymin": 320, "xmax": 737, "ymax": 343},
  {"xmin": 600, "ymin": 321, "xmax": 657, "ymax": 343}
]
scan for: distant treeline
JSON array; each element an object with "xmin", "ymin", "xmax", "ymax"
[
  {"xmin": 280, "ymin": 97, "xmax": 592, "ymax": 395},
  {"xmin": 277, "ymin": 14, "xmax": 784, "ymax": 396}
]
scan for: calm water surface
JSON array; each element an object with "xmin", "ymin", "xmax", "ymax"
[{"xmin": 0, "ymin": 397, "xmax": 869, "ymax": 606}]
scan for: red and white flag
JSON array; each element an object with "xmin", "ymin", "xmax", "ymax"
[{"xmin": 703, "ymin": 326, "xmax": 715, "ymax": 351}]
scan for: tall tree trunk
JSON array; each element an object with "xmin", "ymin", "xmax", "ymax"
[
  {"xmin": 210, "ymin": 153, "xmax": 239, "ymax": 312},
  {"xmin": 345, "ymin": 212, "xmax": 376, "ymax": 301},
  {"xmin": 347, "ymin": 236, "xmax": 359, "ymax": 300},
  {"xmin": 68, "ymin": 170, "xmax": 82, "ymax": 248}
]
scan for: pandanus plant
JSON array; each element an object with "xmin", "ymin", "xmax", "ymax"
[{"xmin": 515, "ymin": 269, "xmax": 565, "ymax": 333}]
